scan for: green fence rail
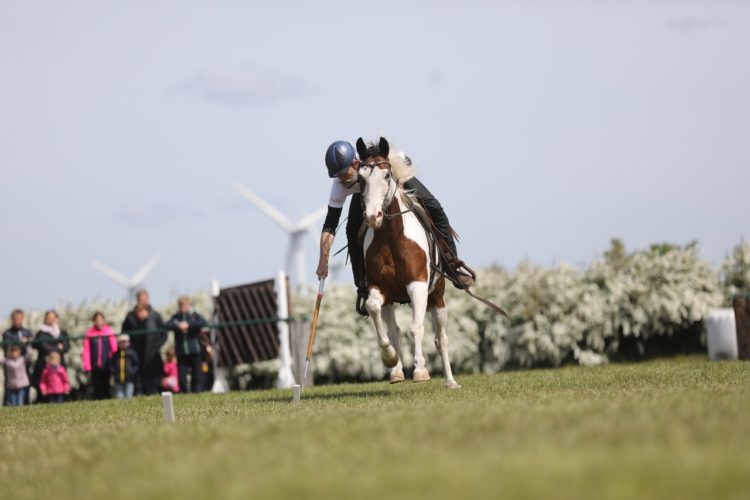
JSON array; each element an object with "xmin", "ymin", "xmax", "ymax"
[{"xmin": 1, "ymin": 316, "xmax": 310, "ymax": 348}]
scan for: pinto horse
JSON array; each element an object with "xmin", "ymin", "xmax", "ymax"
[{"xmin": 356, "ymin": 137, "xmax": 460, "ymax": 389}]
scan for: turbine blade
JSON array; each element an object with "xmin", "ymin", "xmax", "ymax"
[
  {"xmin": 91, "ymin": 261, "xmax": 132, "ymax": 288},
  {"xmin": 131, "ymin": 253, "xmax": 162, "ymax": 285},
  {"xmin": 294, "ymin": 205, "xmax": 328, "ymax": 232},
  {"xmin": 233, "ymin": 183, "xmax": 294, "ymax": 232}
]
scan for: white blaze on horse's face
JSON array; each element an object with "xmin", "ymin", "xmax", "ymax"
[{"xmin": 361, "ymin": 163, "xmax": 392, "ymax": 229}]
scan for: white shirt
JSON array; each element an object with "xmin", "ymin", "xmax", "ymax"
[{"xmin": 328, "ymin": 177, "xmax": 360, "ymax": 209}]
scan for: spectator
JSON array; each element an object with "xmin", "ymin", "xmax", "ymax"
[
  {"xmin": 162, "ymin": 347, "xmax": 179, "ymax": 393},
  {"xmin": 2, "ymin": 309, "xmax": 33, "ymax": 405},
  {"xmin": 32, "ymin": 310, "xmax": 70, "ymax": 401},
  {"xmin": 122, "ymin": 289, "xmax": 166, "ymax": 395},
  {"xmin": 1, "ymin": 345, "xmax": 31, "ymax": 406},
  {"xmin": 109, "ymin": 334, "xmax": 139, "ymax": 400},
  {"xmin": 83, "ymin": 312, "xmax": 117, "ymax": 400},
  {"xmin": 38, "ymin": 351, "xmax": 70, "ymax": 403},
  {"xmin": 2, "ymin": 309, "xmax": 32, "ymax": 356},
  {"xmin": 166, "ymin": 296, "xmax": 208, "ymax": 393}
]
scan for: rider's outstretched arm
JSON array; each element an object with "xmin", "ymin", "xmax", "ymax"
[
  {"xmin": 316, "ymin": 231, "xmax": 335, "ymax": 279},
  {"xmin": 316, "ymin": 206, "xmax": 343, "ymax": 279}
]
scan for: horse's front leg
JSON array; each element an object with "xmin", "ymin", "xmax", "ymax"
[
  {"xmin": 365, "ymin": 287, "xmax": 398, "ymax": 368},
  {"xmin": 382, "ymin": 305, "xmax": 404, "ymax": 383},
  {"xmin": 406, "ymin": 281, "xmax": 430, "ymax": 382}
]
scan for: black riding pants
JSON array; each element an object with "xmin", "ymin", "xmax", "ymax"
[{"xmin": 346, "ymin": 177, "xmax": 457, "ymax": 286}]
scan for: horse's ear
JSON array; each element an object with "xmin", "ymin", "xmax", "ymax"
[
  {"xmin": 356, "ymin": 138, "xmax": 367, "ymax": 159},
  {"xmin": 378, "ymin": 137, "xmax": 389, "ymax": 157}
]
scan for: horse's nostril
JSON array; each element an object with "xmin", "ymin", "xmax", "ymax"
[{"xmin": 377, "ymin": 211, "xmax": 383, "ymax": 218}]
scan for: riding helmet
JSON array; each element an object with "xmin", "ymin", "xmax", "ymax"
[{"xmin": 325, "ymin": 140, "xmax": 356, "ymax": 178}]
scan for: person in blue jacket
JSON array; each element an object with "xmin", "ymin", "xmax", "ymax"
[{"xmin": 166, "ymin": 297, "xmax": 208, "ymax": 393}]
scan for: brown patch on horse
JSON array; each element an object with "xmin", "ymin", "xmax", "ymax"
[
  {"xmin": 428, "ymin": 277, "xmax": 446, "ymax": 310},
  {"xmin": 365, "ymin": 157, "xmax": 429, "ymax": 306}
]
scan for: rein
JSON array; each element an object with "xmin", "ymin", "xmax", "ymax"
[{"xmin": 359, "ymin": 160, "xmax": 415, "ymax": 218}]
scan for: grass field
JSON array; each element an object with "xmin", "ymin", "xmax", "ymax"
[{"xmin": 1, "ymin": 357, "xmax": 749, "ymax": 500}]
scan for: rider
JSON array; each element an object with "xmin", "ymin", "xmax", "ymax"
[{"xmin": 316, "ymin": 139, "xmax": 475, "ymax": 316}]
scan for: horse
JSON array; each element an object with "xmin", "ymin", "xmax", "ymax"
[{"xmin": 356, "ymin": 137, "xmax": 460, "ymax": 389}]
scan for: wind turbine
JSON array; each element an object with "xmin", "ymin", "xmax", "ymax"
[
  {"xmin": 91, "ymin": 254, "xmax": 162, "ymax": 304},
  {"xmin": 234, "ymin": 183, "xmax": 326, "ymax": 286}
]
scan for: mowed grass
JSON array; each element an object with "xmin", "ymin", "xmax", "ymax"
[{"xmin": 1, "ymin": 358, "xmax": 749, "ymax": 500}]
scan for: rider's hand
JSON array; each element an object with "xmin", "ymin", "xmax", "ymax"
[{"xmin": 316, "ymin": 261, "xmax": 329, "ymax": 280}]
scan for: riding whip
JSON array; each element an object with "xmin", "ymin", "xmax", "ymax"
[{"xmin": 303, "ymin": 278, "xmax": 326, "ymax": 381}]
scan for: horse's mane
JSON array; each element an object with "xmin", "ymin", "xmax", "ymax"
[
  {"xmin": 360, "ymin": 139, "xmax": 416, "ymax": 184},
  {"xmin": 388, "ymin": 149, "xmax": 415, "ymax": 184}
]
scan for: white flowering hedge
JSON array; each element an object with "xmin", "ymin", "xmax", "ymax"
[
  {"xmin": 295, "ymin": 240, "xmax": 731, "ymax": 378},
  {"xmin": 2, "ymin": 240, "xmax": 747, "ymax": 394}
]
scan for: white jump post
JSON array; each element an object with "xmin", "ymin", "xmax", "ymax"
[
  {"xmin": 275, "ymin": 270, "xmax": 295, "ymax": 389},
  {"xmin": 210, "ymin": 278, "xmax": 230, "ymax": 393},
  {"xmin": 161, "ymin": 392, "xmax": 175, "ymax": 423}
]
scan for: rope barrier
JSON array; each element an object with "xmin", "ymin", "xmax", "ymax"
[{"xmin": 1, "ymin": 315, "xmax": 310, "ymax": 348}]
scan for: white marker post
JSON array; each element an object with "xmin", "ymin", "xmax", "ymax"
[
  {"xmin": 161, "ymin": 392, "xmax": 175, "ymax": 423},
  {"xmin": 275, "ymin": 271, "xmax": 295, "ymax": 389},
  {"xmin": 293, "ymin": 384, "xmax": 301, "ymax": 404},
  {"xmin": 210, "ymin": 279, "xmax": 229, "ymax": 394}
]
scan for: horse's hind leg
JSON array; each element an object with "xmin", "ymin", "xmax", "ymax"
[
  {"xmin": 382, "ymin": 305, "xmax": 404, "ymax": 383},
  {"xmin": 407, "ymin": 281, "xmax": 430, "ymax": 382},
  {"xmin": 431, "ymin": 304, "xmax": 460, "ymax": 389},
  {"xmin": 365, "ymin": 287, "xmax": 398, "ymax": 368}
]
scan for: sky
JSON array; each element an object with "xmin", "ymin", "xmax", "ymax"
[{"xmin": 0, "ymin": 0, "xmax": 748, "ymax": 313}]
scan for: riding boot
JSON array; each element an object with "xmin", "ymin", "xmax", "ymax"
[
  {"xmin": 447, "ymin": 254, "xmax": 476, "ymax": 290},
  {"xmin": 435, "ymin": 234, "xmax": 476, "ymax": 290},
  {"xmin": 350, "ymin": 245, "xmax": 369, "ymax": 317}
]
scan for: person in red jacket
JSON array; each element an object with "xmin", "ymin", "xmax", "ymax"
[
  {"xmin": 82, "ymin": 312, "xmax": 117, "ymax": 400},
  {"xmin": 161, "ymin": 347, "xmax": 179, "ymax": 393},
  {"xmin": 38, "ymin": 351, "xmax": 70, "ymax": 403}
]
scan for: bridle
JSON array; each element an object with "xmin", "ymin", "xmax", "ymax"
[{"xmin": 358, "ymin": 159, "xmax": 413, "ymax": 219}]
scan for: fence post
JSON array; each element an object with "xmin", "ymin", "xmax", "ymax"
[
  {"xmin": 275, "ymin": 271, "xmax": 295, "ymax": 388},
  {"xmin": 734, "ymin": 294, "xmax": 750, "ymax": 361},
  {"xmin": 210, "ymin": 279, "xmax": 229, "ymax": 393}
]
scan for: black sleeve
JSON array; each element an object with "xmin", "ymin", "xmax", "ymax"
[
  {"xmin": 153, "ymin": 311, "xmax": 164, "ymax": 328},
  {"xmin": 322, "ymin": 206, "xmax": 343, "ymax": 235},
  {"xmin": 189, "ymin": 313, "xmax": 208, "ymax": 332},
  {"xmin": 122, "ymin": 313, "xmax": 135, "ymax": 332},
  {"xmin": 165, "ymin": 314, "xmax": 178, "ymax": 332}
]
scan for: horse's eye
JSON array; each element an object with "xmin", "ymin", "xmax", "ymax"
[{"xmin": 384, "ymin": 172, "xmax": 391, "ymax": 180}]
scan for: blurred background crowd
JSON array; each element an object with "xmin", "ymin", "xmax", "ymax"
[{"xmin": 1, "ymin": 289, "xmax": 213, "ymax": 406}]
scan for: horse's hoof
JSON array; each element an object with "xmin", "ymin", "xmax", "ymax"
[
  {"xmin": 381, "ymin": 346, "xmax": 399, "ymax": 368},
  {"xmin": 444, "ymin": 380, "xmax": 461, "ymax": 390},
  {"xmin": 413, "ymin": 367, "xmax": 431, "ymax": 382},
  {"xmin": 390, "ymin": 370, "xmax": 405, "ymax": 384}
]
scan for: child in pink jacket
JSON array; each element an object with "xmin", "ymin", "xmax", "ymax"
[
  {"xmin": 161, "ymin": 347, "xmax": 180, "ymax": 393},
  {"xmin": 39, "ymin": 351, "xmax": 70, "ymax": 403},
  {"xmin": 82, "ymin": 312, "xmax": 118, "ymax": 400}
]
